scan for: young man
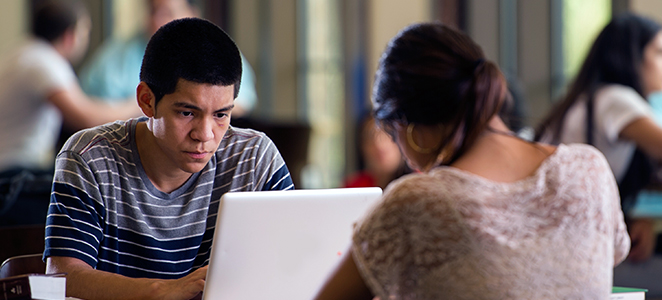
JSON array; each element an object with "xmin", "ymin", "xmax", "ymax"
[
  {"xmin": 0, "ymin": 0, "xmax": 140, "ymax": 226},
  {"xmin": 44, "ymin": 18, "xmax": 294, "ymax": 300}
]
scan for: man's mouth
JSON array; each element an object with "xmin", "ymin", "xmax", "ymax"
[{"xmin": 186, "ymin": 151, "xmax": 209, "ymax": 159}]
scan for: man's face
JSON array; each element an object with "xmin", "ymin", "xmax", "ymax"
[{"xmin": 150, "ymin": 79, "xmax": 234, "ymax": 174}]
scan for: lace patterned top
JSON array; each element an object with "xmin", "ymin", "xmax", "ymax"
[{"xmin": 352, "ymin": 144, "xmax": 630, "ymax": 300}]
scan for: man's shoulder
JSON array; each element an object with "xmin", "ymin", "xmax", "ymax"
[
  {"xmin": 61, "ymin": 119, "xmax": 135, "ymax": 155},
  {"xmin": 221, "ymin": 126, "xmax": 271, "ymax": 146}
]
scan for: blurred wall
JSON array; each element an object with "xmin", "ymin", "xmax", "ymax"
[
  {"xmin": 631, "ymin": 0, "xmax": 662, "ymax": 22},
  {"xmin": 467, "ymin": 0, "xmax": 499, "ymax": 61},
  {"xmin": 0, "ymin": 1, "xmax": 27, "ymax": 56},
  {"xmin": 112, "ymin": 0, "xmax": 147, "ymax": 40},
  {"xmin": 367, "ymin": 0, "xmax": 432, "ymax": 90},
  {"xmin": 465, "ymin": 0, "xmax": 553, "ymax": 128},
  {"xmin": 231, "ymin": 0, "xmax": 297, "ymax": 122},
  {"xmin": 519, "ymin": 0, "xmax": 552, "ymax": 126}
]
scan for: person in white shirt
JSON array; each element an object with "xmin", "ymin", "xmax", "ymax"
[
  {"xmin": 536, "ymin": 13, "xmax": 662, "ymax": 296},
  {"xmin": 0, "ymin": 0, "xmax": 140, "ymax": 226}
]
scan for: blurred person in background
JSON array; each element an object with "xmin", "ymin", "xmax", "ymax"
[
  {"xmin": 79, "ymin": 0, "xmax": 258, "ymax": 117},
  {"xmin": 0, "ymin": 0, "xmax": 140, "ymax": 226},
  {"xmin": 344, "ymin": 114, "xmax": 410, "ymax": 190},
  {"xmin": 536, "ymin": 13, "xmax": 662, "ymax": 296}
]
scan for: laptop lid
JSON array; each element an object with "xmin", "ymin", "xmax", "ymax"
[{"xmin": 202, "ymin": 187, "xmax": 382, "ymax": 300}]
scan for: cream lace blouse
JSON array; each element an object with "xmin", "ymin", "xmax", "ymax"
[{"xmin": 352, "ymin": 144, "xmax": 630, "ymax": 299}]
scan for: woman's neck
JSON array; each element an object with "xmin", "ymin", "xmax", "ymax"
[{"xmin": 448, "ymin": 117, "xmax": 556, "ymax": 183}]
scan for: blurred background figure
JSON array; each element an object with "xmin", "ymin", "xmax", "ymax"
[
  {"xmin": 536, "ymin": 13, "xmax": 662, "ymax": 296},
  {"xmin": 344, "ymin": 115, "xmax": 410, "ymax": 190},
  {"xmin": 78, "ymin": 0, "xmax": 257, "ymax": 117},
  {"xmin": 0, "ymin": 0, "xmax": 141, "ymax": 226}
]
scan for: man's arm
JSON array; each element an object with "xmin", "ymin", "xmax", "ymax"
[
  {"xmin": 46, "ymin": 256, "xmax": 207, "ymax": 300},
  {"xmin": 48, "ymin": 84, "xmax": 141, "ymax": 130}
]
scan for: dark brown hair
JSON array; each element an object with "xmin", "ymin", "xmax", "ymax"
[{"xmin": 372, "ymin": 22, "xmax": 507, "ymax": 165}]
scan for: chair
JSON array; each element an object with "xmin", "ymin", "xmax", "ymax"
[
  {"xmin": 0, "ymin": 224, "xmax": 45, "ymax": 264},
  {"xmin": 230, "ymin": 118, "xmax": 311, "ymax": 188},
  {"xmin": 0, "ymin": 253, "xmax": 46, "ymax": 278}
]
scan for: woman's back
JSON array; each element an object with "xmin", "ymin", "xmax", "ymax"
[
  {"xmin": 314, "ymin": 22, "xmax": 630, "ymax": 300},
  {"xmin": 351, "ymin": 143, "xmax": 629, "ymax": 299}
]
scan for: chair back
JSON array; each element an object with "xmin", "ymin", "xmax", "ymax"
[
  {"xmin": 0, "ymin": 253, "xmax": 46, "ymax": 278},
  {"xmin": 0, "ymin": 224, "xmax": 45, "ymax": 264}
]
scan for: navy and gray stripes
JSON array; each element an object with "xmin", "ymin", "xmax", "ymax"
[{"xmin": 44, "ymin": 117, "xmax": 294, "ymax": 279}]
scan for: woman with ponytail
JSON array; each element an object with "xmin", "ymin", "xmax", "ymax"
[
  {"xmin": 315, "ymin": 22, "xmax": 629, "ymax": 299},
  {"xmin": 537, "ymin": 13, "xmax": 662, "ymax": 295}
]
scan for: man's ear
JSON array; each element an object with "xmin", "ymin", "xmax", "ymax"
[{"xmin": 137, "ymin": 82, "xmax": 156, "ymax": 117}]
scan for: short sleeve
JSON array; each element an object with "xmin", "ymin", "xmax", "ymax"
[
  {"xmin": 607, "ymin": 169, "xmax": 630, "ymax": 264},
  {"xmin": 25, "ymin": 44, "xmax": 77, "ymax": 96},
  {"xmin": 596, "ymin": 85, "xmax": 653, "ymax": 143},
  {"xmin": 44, "ymin": 151, "xmax": 106, "ymax": 267},
  {"xmin": 252, "ymin": 134, "xmax": 294, "ymax": 191},
  {"xmin": 579, "ymin": 144, "xmax": 630, "ymax": 265}
]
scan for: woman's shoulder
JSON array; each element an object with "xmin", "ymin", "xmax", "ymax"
[
  {"xmin": 557, "ymin": 143, "xmax": 604, "ymax": 158},
  {"xmin": 546, "ymin": 143, "xmax": 613, "ymax": 178},
  {"xmin": 598, "ymin": 84, "xmax": 641, "ymax": 97},
  {"xmin": 355, "ymin": 171, "xmax": 461, "ymax": 238},
  {"xmin": 378, "ymin": 169, "xmax": 461, "ymax": 208},
  {"xmin": 546, "ymin": 143, "xmax": 606, "ymax": 165},
  {"xmin": 596, "ymin": 84, "xmax": 648, "ymax": 107}
]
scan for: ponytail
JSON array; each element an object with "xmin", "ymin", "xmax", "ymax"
[
  {"xmin": 436, "ymin": 59, "xmax": 507, "ymax": 166},
  {"xmin": 372, "ymin": 22, "xmax": 508, "ymax": 166}
]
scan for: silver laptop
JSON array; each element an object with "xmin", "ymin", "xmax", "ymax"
[{"xmin": 202, "ymin": 187, "xmax": 382, "ymax": 300}]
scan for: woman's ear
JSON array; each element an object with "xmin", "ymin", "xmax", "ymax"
[{"xmin": 136, "ymin": 82, "xmax": 156, "ymax": 117}]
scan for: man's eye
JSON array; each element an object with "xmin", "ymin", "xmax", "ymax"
[
  {"xmin": 215, "ymin": 113, "xmax": 228, "ymax": 119},
  {"xmin": 180, "ymin": 111, "xmax": 193, "ymax": 117}
]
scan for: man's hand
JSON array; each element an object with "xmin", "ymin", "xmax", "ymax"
[
  {"xmin": 47, "ymin": 256, "xmax": 208, "ymax": 300},
  {"xmin": 627, "ymin": 218, "xmax": 656, "ymax": 263},
  {"xmin": 150, "ymin": 266, "xmax": 208, "ymax": 300}
]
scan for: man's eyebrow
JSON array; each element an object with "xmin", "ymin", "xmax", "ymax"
[
  {"xmin": 172, "ymin": 103, "xmax": 235, "ymax": 112},
  {"xmin": 216, "ymin": 104, "xmax": 235, "ymax": 113},
  {"xmin": 173, "ymin": 102, "xmax": 201, "ymax": 110}
]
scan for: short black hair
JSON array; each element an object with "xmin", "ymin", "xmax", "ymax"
[
  {"xmin": 31, "ymin": 0, "xmax": 87, "ymax": 42},
  {"xmin": 140, "ymin": 17, "xmax": 242, "ymax": 104}
]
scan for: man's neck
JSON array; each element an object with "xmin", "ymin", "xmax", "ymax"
[
  {"xmin": 135, "ymin": 121, "xmax": 193, "ymax": 193},
  {"xmin": 49, "ymin": 38, "xmax": 71, "ymax": 62}
]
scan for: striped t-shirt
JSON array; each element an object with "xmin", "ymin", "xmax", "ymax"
[{"xmin": 43, "ymin": 117, "xmax": 294, "ymax": 279}]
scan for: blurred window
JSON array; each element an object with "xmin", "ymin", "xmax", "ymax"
[
  {"xmin": 562, "ymin": 0, "xmax": 611, "ymax": 85},
  {"xmin": 298, "ymin": 0, "xmax": 344, "ymax": 188}
]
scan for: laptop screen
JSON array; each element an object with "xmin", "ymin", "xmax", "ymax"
[{"xmin": 203, "ymin": 187, "xmax": 382, "ymax": 300}]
